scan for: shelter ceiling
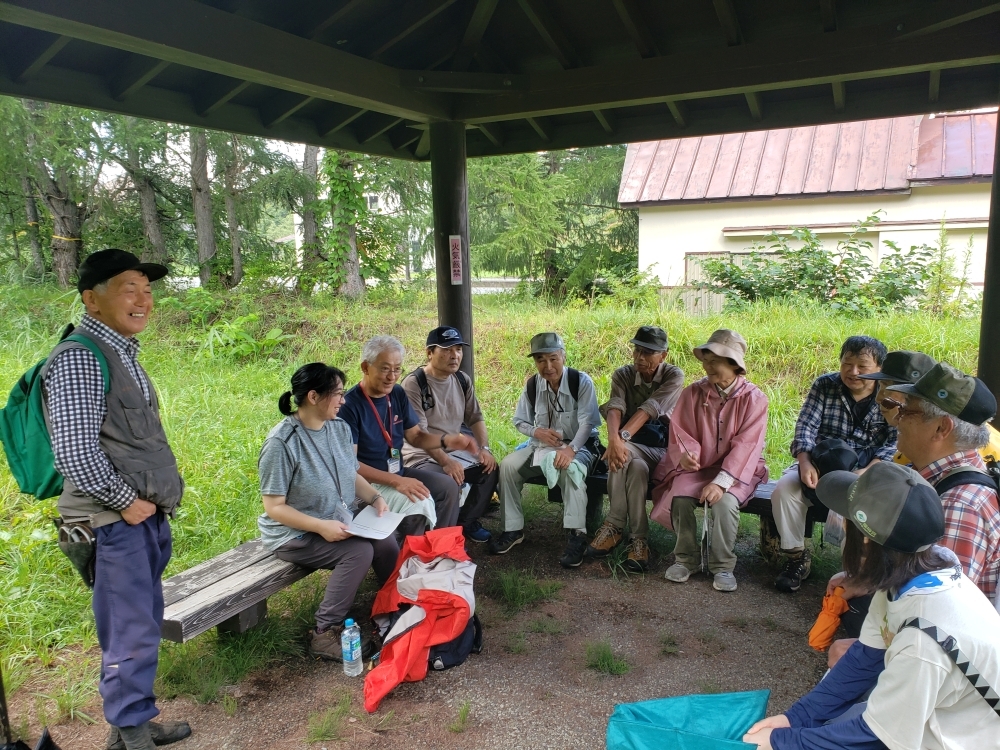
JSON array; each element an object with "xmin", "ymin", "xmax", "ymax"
[{"xmin": 0, "ymin": 0, "xmax": 997, "ymax": 159}]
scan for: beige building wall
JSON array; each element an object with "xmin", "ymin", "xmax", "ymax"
[{"xmin": 638, "ymin": 183, "xmax": 991, "ymax": 288}]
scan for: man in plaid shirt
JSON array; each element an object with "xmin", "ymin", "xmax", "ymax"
[
  {"xmin": 42, "ymin": 250, "xmax": 190, "ymax": 750},
  {"xmin": 772, "ymin": 336, "xmax": 898, "ymax": 592},
  {"xmin": 890, "ymin": 363, "xmax": 1000, "ymax": 606}
]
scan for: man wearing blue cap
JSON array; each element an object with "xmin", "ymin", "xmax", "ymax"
[{"xmin": 401, "ymin": 326, "xmax": 498, "ymax": 543}]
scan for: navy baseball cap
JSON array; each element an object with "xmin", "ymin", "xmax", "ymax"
[{"xmin": 426, "ymin": 326, "xmax": 468, "ymax": 348}]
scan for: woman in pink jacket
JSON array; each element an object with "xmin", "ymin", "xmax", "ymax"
[{"xmin": 650, "ymin": 329, "xmax": 769, "ymax": 593}]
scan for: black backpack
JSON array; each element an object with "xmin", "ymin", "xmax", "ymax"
[
  {"xmin": 412, "ymin": 367, "xmax": 470, "ymax": 411},
  {"xmin": 428, "ymin": 614, "xmax": 483, "ymax": 671},
  {"xmin": 933, "ymin": 466, "xmax": 999, "ymax": 496}
]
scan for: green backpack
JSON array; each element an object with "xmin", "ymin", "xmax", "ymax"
[{"xmin": 0, "ymin": 328, "xmax": 110, "ymax": 499}]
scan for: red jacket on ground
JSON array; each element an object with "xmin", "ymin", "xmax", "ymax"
[{"xmin": 364, "ymin": 527, "xmax": 472, "ymax": 712}]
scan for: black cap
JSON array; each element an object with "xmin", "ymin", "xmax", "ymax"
[
  {"xmin": 77, "ymin": 249, "xmax": 168, "ymax": 293},
  {"xmin": 859, "ymin": 350, "xmax": 936, "ymax": 383},
  {"xmin": 816, "ymin": 462, "xmax": 945, "ymax": 553},
  {"xmin": 629, "ymin": 325, "xmax": 668, "ymax": 352},
  {"xmin": 800, "ymin": 438, "xmax": 859, "ymax": 503},
  {"xmin": 426, "ymin": 325, "xmax": 468, "ymax": 348}
]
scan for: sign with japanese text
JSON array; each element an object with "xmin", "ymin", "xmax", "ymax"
[{"xmin": 449, "ymin": 235, "xmax": 463, "ymax": 285}]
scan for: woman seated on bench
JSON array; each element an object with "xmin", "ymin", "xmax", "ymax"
[
  {"xmin": 258, "ymin": 363, "xmax": 398, "ymax": 661},
  {"xmin": 650, "ymin": 329, "xmax": 769, "ymax": 593}
]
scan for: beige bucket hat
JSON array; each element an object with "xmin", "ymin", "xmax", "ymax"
[{"xmin": 693, "ymin": 329, "xmax": 748, "ymax": 373}]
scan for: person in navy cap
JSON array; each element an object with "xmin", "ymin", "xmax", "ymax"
[{"xmin": 400, "ymin": 326, "xmax": 498, "ymax": 543}]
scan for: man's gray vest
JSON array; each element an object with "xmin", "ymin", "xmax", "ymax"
[{"xmin": 42, "ymin": 328, "xmax": 183, "ymax": 527}]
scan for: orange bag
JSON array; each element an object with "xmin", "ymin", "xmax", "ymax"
[{"xmin": 808, "ymin": 585, "xmax": 849, "ymax": 652}]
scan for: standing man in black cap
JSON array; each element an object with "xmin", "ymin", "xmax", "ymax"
[
  {"xmin": 401, "ymin": 325, "xmax": 498, "ymax": 544},
  {"xmin": 743, "ymin": 462, "xmax": 1000, "ymax": 750},
  {"xmin": 887, "ymin": 363, "xmax": 1000, "ymax": 609},
  {"xmin": 587, "ymin": 326, "xmax": 683, "ymax": 572},
  {"xmin": 41, "ymin": 250, "xmax": 190, "ymax": 750}
]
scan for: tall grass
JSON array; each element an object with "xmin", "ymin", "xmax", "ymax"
[{"xmin": 0, "ymin": 283, "xmax": 981, "ymax": 694}]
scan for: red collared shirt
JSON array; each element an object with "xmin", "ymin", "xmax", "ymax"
[{"xmin": 919, "ymin": 450, "xmax": 1000, "ymax": 601}]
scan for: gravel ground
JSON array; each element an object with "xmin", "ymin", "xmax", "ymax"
[{"xmin": 20, "ymin": 502, "xmax": 834, "ymax": 749}]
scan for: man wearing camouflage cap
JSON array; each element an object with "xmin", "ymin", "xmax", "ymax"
[
  {"xmin": 490, "ymin": 332, "xmax": 601, "ymax": 568},
  {"xmin": 888, "ymin": 363, "xmax": 1000, "ymax": 607}
]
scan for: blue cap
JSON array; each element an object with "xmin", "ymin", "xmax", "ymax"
[
  {"xmin": 344, "ymin": 618, "xmax": 355, "ymax": 627},
  {"xmin": 426, "ymin": 325, "xmax": 468, "ymax": 348}
]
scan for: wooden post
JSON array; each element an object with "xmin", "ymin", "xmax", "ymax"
[
  {"xmin": 978, "ymin": 116, "xmax": 1000, "ymax": 399},
  {"xmin": 430, "ymin": 121, "xmax": 474, "ymax": 379}
]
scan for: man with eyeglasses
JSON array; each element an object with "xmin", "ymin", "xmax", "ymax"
[
  {"xmin": 490, "ymin": 332, "xmax": 601, "ymax": 568},
  {"xmin": 888, "ymin": 363, "xmax": 1000, "ymax": 609},
  {"xmin": 341, "ymin": 335, "xmax": 478, "ymax": 536},
  {"xmin": 586, "ymin": 326, "xmax": 683, "ymax": 572}
]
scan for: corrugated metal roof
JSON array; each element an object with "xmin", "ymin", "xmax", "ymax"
[{"xmin": 619, "ymin": 111, "xmax": 996, "ymax": 206}]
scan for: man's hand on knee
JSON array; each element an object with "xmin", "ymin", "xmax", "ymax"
[{"xmin": 121, "ymin": 498, "xmax": 157, "ymax": 525}]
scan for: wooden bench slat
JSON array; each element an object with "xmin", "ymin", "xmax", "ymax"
[
  {"xmin": 162, "ymin": 556, "xmax": 311, "ymax": 643},
  {"xmin": 162, "ymin": 538, "xmax": 272, "ymax": 607}
]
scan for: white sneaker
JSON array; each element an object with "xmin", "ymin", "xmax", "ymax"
[
  {"xmin": 713, "ymin": 571, "xmax": 738, "ymax": 592},
  {"xmin": 664, "ymin": 563, "xmax": 692, "ymax": 583}
]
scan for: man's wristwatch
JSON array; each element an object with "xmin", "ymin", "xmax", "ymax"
[
  {"xmin": 481, "ymin": 446, "xmax": 492, "ymax": 453},
  {"xmin": 619, "ymin": 429, "xmax": 632, "ymax": 442},
  {"xmin": 440, "ymin": 435, "xmax": 447, "ymax": 450}
]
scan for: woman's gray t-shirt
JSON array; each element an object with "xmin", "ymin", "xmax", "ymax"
[{"xmin": 257, "ymin": 416, "xmax": 358, "ymax": 551}]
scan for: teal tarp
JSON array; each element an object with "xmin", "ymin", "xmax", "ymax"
[{"xmin": 606, "ymin": 689, "xmax": 770, "ymax": 750}]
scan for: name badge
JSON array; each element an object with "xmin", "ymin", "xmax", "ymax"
[{"xmin": 388, "ymin": 448, "xmax": 401, "ymax": 474}]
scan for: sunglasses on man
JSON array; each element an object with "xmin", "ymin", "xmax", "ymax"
[{"xmin": 878, "ymin": 397, "xmax": 924, "ymax": 420}]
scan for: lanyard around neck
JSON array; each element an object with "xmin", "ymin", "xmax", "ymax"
[{"xmin": 361, "ymin": 385, "xmax": 394, "ymax": 447}]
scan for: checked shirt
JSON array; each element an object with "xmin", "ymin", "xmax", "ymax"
[
  {"xmin": 789, "ymin": 372, "xmax": 897, "ymax": 463},
  {"xmin": 42, "ymin": 315, "xmax": 152, "ymax": 511},
  {"xmin": 920, "ymin": 450, "xmax": 1000, "ymax": 601}
]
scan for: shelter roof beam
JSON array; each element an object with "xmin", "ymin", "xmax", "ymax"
[
  {"xmin": 194, "ymin": 77, "xmax": 250, "ymax": 117},
  {"xmin": 9, "ymin": 32, "xmax": 70, "ymax": 81},
  {"xmin": 371, "ymin": 0, "xmax": 461, "ymax": 60},
  {"xmin": 0, "ymin": 0, "xmax": 447, "ymax": 121},
  {"xmin": 526, "ymin": 116, "xmax": 550, "ymax": 141},
  {"xmin": 451, "ymin": 0, "xmax": 500, "ymax": 71},
  {"xmin": 260, "ymin": 92, "xmax": 314, "ymax": 127},
  {"xmin": 712, "ymin": 0, "xmax": 742, "ymax": 46},
  {"xmin": 820, "ymin": 0, "xmax": 837, "ymax": 32},
  {"xmin": 515, "ymin": 0, "xmax": 580, "ymax": 69},
  {"xmin": 110, "ymin": 56, "xmax": 169, "ymax": 100},
  {"xmin": 611, "ymin": 0, "xmax": 662, "ymax": 58},
  {"xmin": 457, "ymin": 20, "xmax": 1000, "ymax": 122}
]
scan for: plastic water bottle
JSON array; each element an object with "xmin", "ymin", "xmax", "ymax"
[{"xmin": 341, "ymin": 619, "xmax": 363, "ymax": 677}]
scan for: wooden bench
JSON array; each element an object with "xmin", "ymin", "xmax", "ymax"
[
  {"xmin": 526, "ymin": 473, "xmax": 826, "ymax": 554},
  {"xmin": 161, "ymin": 539, "xmax": 311, "ymax": 643}
]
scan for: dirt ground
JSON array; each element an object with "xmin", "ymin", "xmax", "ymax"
[{"xmin": 16, "ymin": 502, "xmax": 835, "ymax": 750}]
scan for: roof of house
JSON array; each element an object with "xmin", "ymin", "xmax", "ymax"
[{"xmin": 618, "ymin": 110, "xmax": 996, "ymax": 207}]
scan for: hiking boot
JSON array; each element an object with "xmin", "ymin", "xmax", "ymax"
[
  {"xmin": 560, "ymin": 531, "xmax": 589, "ymax": 568},
  {"xmin": 107, "ymin": 721, "xmax": 192, "ymax": 750},
  {"xmin": 775, "ymin": 549, "xmax": 812, "ymax": 593},
  {"xmin": 309, "ymin": 624, "xmax": 346, "ymax": 661},
  {"xmin": 625, "ymin": 538, "xmax": 649, "ymax": 573},
  {"xmin": 664, "ymin": 563, "xmax": 692, "ymax": 583},
  {"xmin": 488, "ymin": 530, "xmax": 524, "ymax": 555},
  {"xmin": 114, "ymin": 724, "xmax": 156, "ymax": 750},
  {"xmin": 465, "ymin": 521, "xmax": 492, "ymax": 543},
  {"xmin": 585, "ymin": 522, "xmax": 623, "ymax": 557},
  {"xmin": 713, "ymin": 571, "xmax": 738, "ymax": 592}
]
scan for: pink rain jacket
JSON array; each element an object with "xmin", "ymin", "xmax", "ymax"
[{"xmin": 650, "ymin": 376, "xmax": 769, "ymax": 531}]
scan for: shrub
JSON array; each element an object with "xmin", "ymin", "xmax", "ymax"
[{"xmin": 698, "ymin": 212, "xmax": 972, "ymax": 315}]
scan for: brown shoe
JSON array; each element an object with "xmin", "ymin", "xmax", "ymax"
[
  {"xmin": 309, "ymin": 625, "xmax": 345, "ymax": 661},
  {"xmin": 625, "ymin": 538, "xmax": 649, "ymax": 572},
  {"xmin": 585, "ymin": 522, "xmax": 623, "ymax": 557}
]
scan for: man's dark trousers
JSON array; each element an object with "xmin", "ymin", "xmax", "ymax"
[{"xmin": 93, "ymin": 512, "xmax": 171, "ymax": 728}]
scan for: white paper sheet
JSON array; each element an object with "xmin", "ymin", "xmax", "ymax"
[{"xmin": 347, "ymin": 505, "xmax": 404, "ymax": 540}]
